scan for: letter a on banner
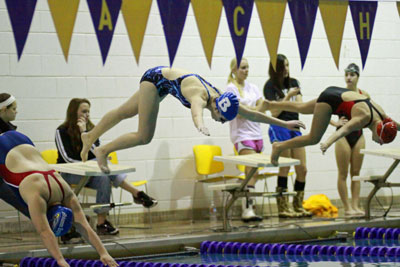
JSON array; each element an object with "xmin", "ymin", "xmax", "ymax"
[
  {"xmin": 349, "ymin": 1, "xmax": 377, "ymax": 69},
  {"xmin": 5, "ymin": 0, "xmax": 37, "ymax": 60},
  {"xmin": 157, "ymin": 0, "xmax": 190, "ymax": 66},
  {"xmin": 223, "ymin": 0, "xmax": 254, "ymax": 67},
  {"xmin": 87, "ymin": 0, "xmax": 122, "ymax": 64},
  {"xmin": 319, "ymin": 0, "xmax": 348, "ymax": 69},
  {"xmin": 255, "ymin": 0, "xmax": 286, "ymax": 70},
  {"xmin": 122, "ymin": 0, "xmax": 152, "ymax": 65},
  {"xmin": 288, "ymin": 0, "xmax": 318, "ymax": 69},
  {"xmin": 192, "ymin": 0, "xmax": 222, "ymax": 68},
  {"xmin": 48, "ymin": 0, "xmax": 80, "ymax": 62}
]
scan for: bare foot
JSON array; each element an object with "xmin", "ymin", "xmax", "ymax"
[
  {"xmin": 353, "ymin": 208, "xmax": 365, "ymax": 216},
  {"xmin": 94, "ymin": 147, "xmax": 110, "ymax": 174},
  {"xmin": 344, "ymin": 209, "xmax": 364, "ymax": 218},
  {"xmin": 271, "ymin": 142, "xmax": 281, "ymax": 166},
  {"xmin": 344, "ymin": 209, "xmax": 357, "ymax": 216},
  {"xmin": 81, "ymin": 132, "xmax": 92, "ymax": 162}
]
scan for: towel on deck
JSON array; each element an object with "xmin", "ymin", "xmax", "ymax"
[{"xmin": 303, "ymin": 194, "xmax": 338, "ymax": 218}]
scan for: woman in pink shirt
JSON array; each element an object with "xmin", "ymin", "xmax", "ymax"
[{"xmin": 226, "ymin": 58, "xmax": 264, "ymax": 222}]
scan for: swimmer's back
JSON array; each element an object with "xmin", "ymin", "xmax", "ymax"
[
  {"xmin": 6, "ymin": 145, "xmax": 52, "ymax": 173},
  {"xmin": 161, "ymin": 67, "xmax": 191, "ymax": 80}
]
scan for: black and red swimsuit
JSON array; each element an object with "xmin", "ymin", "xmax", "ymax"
[{"xmin": 317, "ymin": 86, "xmax": 384, "ymax": 147}]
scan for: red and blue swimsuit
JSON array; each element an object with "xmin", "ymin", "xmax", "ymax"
[{"xmin": 0, "ymin": 131, "xmax": 64, "ymax": 206}]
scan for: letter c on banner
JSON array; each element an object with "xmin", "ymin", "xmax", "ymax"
[{"xmin": 234, "ymin": 6, "xmax": 244, "ymax": 36}]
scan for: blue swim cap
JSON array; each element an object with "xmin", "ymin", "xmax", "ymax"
[
  {"xmin": 215, "ymin": 92, "xmax": 239, "ymax": 121},
  {"xmin": 47, "ymin": 205, "xmax": 73, "ymax": 237}
]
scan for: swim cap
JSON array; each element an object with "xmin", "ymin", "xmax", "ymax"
[
  {"xmin": 377, "ymin": 118, "xmax": 397, "ymax": 144},
  {"xmin": 345, "ymin": 63, "xmax": 360, "ymax": 76},
  {"xmin": 215, "ymin": 92, "xmax": 239, "ymax": 121},
  {"xmin": 47, "ymin": 205, "xmax": 73, "ymax": 237}
]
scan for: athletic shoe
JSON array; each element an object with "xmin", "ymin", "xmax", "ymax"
[
  {"xmin": 96, "ymin": 220, "xmax": 119, "ymax": 235},
  {"xmin": 133, "ymin": 191, "xmax": 158, "ymax": 208},
  {"xmin": 61, "ymin": 226, "xmax": 82, "ymax": 244},
  {"xmin": 241, "ymin": 207, "xmax": 263, "ymax": 223}
]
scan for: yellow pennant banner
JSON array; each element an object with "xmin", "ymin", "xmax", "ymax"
[
  {"xmin": 122, "ymin": 0, "xmax": 152, "ymax": 64},
  {"xmin": 191, "ymin": 0, "xmax": 222, "ymax": 67},
  {"xmin": 320, "ymin": 0, "xmax": 348, "ymax": 69},
  {"xmin": 255, "ymin": 0, "xmax": 286, "ymax": 70},
  {"xmin": 397, "ymin": 1, "xmax": 400, "ymax": 17},
  {"xmin": 48, "ymin": 0, "xmax": 80, "ymax": 61}
]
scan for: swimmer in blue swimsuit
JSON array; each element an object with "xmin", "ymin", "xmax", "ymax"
[
  {"xmin": 263, "ymin": 86, "xmax": 400, "ymax": 165},
  {"xmin": 80, "ymin": 67, "xmax": 306, "ymax": 173},
  {"xmin": 0, "ymin": 130, "xmax": 117, "ymax": 267}
]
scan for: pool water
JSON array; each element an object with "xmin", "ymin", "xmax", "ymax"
[{"xmin": 142, "ymin": 239, "xmax": 400, "ymax": 267}]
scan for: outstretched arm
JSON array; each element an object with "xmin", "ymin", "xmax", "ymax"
[
  {"xmin": 320, "ymin": 117, "xmax": 365, "ymax": 153},
  {"xmin": 66, "ymin": 195, "xmax": 118, "ymax": 267},
  {"xmin": 330, "ymin": 116, "xmax": 348, "ymax": 128},
  {"xmin": 259, "ymin": 87, "xmax": 301, "ymax": 115},
  {"xmin": 188, "ymin": 96, "xmax": 210, "ymax": 136},
  {"xmin": 237, "ymin": 98, "xmax": 265, "ymax": 119},
  {"xmin": 25, "ymin": 195, "xmax": 69, "ymax": 267},
  {"xmin": 238, "ymin": 104, "xmax": 305, "ymax": 130}
]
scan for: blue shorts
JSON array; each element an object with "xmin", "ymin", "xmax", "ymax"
[{"xmin": 268, "ymin": 125, "xmax": 302, "ymax": 143}]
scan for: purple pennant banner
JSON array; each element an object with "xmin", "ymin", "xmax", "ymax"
[
  {"xmin": 223, "ymin": 0, "xmax": 254, "ymax": 67},
  {"xmin": 288, "ymin": 0, "xmax": 318, "ymax": 69},
  {"xmin": 87, "ymin": 0, "xmax": 121, "ymax": 64},
  {"xmin": 5, "ymin": 0, "xmax": 37, "ymax": 60},
  {"xmin": 349, "ymin": 1, "xmax": 377, "ymax": 69},
  {"xmin": 157, "ymin": 0, "xmax": 190, "ymax": 66}
]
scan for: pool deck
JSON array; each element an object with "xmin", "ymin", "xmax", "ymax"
[{"xmin": 1, "ymin": 212, "xmax": 400, "ymax": 264}]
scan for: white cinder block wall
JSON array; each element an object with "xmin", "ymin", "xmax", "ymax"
[{"xmin": 0, "ymin": 1, "xmax": 399, "ymax": 215}]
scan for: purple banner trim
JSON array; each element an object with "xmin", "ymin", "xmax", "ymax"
[
  {"xmin": 349, "ymin": 1, "xmax": 378, "ymax": 68},
  {"xmin": 223, "ymin": 0, "xmax": 254, "ymax": 67},
  {"xmin": 87, "ymin": 0, "xmax": 122, "ymax": 64},
  {"xmin": 157, "ymin": 0, "xmax": 190, "ymax": 66},
  {"xmin": 5, "ymin": 0, "xmax": 37, "ymax": 60},
  {"xmin": 288, "ymin": 0, "xmax": 319, "ymax": 69}
]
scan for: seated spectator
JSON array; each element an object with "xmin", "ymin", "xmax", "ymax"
[
  {"xmin": 55, "ymin": 98, "xmax": 157, "ymax": 235},
  {"xmin": 0, "ymin": 93, "xmax": 30, "ymax": 218}
]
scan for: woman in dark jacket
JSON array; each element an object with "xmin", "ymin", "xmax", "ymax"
[
  {"xmin": 56, "ymin": 98, "xmax": 157, "ymax": 235},
  {"xmin": 0, "ymin": 93, "xmax": 30, "ymax": 217}
]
